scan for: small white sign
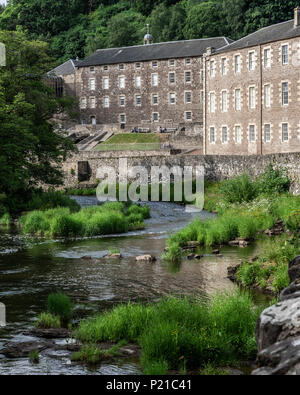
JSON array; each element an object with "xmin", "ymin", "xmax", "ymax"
[{"xmin": 0, "ymin": 302, "xmax": 6, "ymax": 327}]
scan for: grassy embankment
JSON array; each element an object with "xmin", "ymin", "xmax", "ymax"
[
  {"xmin": 74, "ymin": 290, "xmax": 263, "ymax": 374},
  {"xmin": 19, "ymin": 202, "xmax": 150, "ymax": 238},
  {"xmin": 164, "ymin": 165, "xmax": 299, "ymax": 293},
  {"xmin": 95, "ymin": 133, "xmax": 161, "ymax": 151}
]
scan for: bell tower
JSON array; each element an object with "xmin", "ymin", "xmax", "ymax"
[{"xmin": 144, "ymin": 24, "xmax": 153, "ymax": 45}]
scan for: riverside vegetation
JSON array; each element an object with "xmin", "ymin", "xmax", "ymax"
[{"xmin": 164, "ymin": 165, "xmax": 299, "ymax": 294}]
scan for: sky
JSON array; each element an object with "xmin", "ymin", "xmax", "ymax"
[{"xmin": 0, "ymin": 0, "xmax": 6, "ymax": 5}]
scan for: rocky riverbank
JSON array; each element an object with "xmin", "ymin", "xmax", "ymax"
[{"xmin": 252, "ymin": 255, "xmax": 300, "ymax": 375}]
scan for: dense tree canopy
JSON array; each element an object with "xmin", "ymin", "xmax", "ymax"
[
  {"xmin": 0, "ymin": 30, "xmax": 75, "ymax": 210},
  {"xmin": 1, "ymin": 0, "xmax": 299, "ymax": 63}
]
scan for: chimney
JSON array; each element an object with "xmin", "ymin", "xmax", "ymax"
[{"xmin": 294, "ymin": 7, "xmax": 300, "ymax": 27}]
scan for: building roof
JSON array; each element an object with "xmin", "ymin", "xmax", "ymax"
[
  {"xmin": 77, "ymin": 37, "xmax": 232, "ymax": 67},
  {"xmin": 216, "ymin": 19, "xmax": 300, "ymax": 54},
  {"xmin": 48, "ymin": 59, "xmax": 80, "ymax": 76}
]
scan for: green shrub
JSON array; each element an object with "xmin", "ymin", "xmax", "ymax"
[
  {"xmin": 26, "ymin": 190, "xmax": 80, "ymax": 212},
  {"xmin": 220, "ymin": 174, "xmax": 259, "ymax": 204},
  {"xmin": 142, "ymin": 359, "xmax": 169, "ymax": 375},
  {"xmin": 36, "ymin": 312, "xmax": 61, "ymax": 329},
  {"xmin": 258, "ymin": 164, "xmax": 290, "ymax": 195},
  {"xmin": 47, "ymin": 292, "xmax": 73, "ymax": 324},
  {"xmin": 0, "ymin": 212, "xmax": 10, "ymax": 227}
]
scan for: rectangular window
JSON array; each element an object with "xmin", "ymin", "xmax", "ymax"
[
  {"xmin": 222, "ymin": 91, "xmax": 228, "ymax": 112},
  {"xmin": 221, "ymin": 58, "xmax": 227, "ymax": 76},
  {"xmin": 264, "ymin": 84, "xmax": 271, "ymax": 108},
  {"xmin": 169, "ymin": 93, "xmax": 175, "ymax": 104},
  {"xmin": 235, "ymin": 125, "xmax": 241, "ymax": 143},
  {"xmin": 169, "ymin": 72, "xmax": 175, "ymax": 84},
  {"xmin": 264, "ymin": 48, "xmax": 271, "ymax": 68},
  {"xmin": 135, "ymin": 63, "xmax": 141, "ymax": 69},
  {"xmin": 135, "ymin": 76, "xmax": 141, "ymax": 88},
  {"xmin": 249, "ymin": 87, "xmax": 255, "ymax": 109},
  {"xmin": 264, "ymin": 124, "xmax": 271, "ymax": 142},
  {"xmin": 249, "ymin": 52, "xmax": 255, "ymax": 71},
  {"xmin": 90, "ymin": 78, "xmax": 95, "ymax": 90},
  {"xmin": 119, "ymin": 64, "xmax": 124, "ymax": 70},
  {"xmin": 152, "ymin": 94, "xmax": 158, "ymax": 105},
  {"xmin": 104, "ymin": 97, "xmax": 109, "ymax": 108},
  {"xmin": 185, "ymin": 58, "xmax": 191, "ymax": 65},
  {"xmin": 185, "ymin": 71, "xmax": 191, "ymax": 83},
  {"xmin": 210, "ymin": 61, "xmax": 215, "ymax": 77},
  {"xmin": 90, "ymin": 66, "xmax": 95, "ymax": 73},
  {"xmin": 282, "ymin": 82, "xmax": 288, "ymax": 105},
  {"xmin": 210, "ymin": 127, "xmax": 215, "ymax": 143},
  {"xmin": 235, "ymin": 89, "xmax": 241, "ymax": 111},
  {"xmin": 210, "ymin": 92, "xmax": 215, "ymax": 113},
  {"xmin": 185, "ymin": 111, "xmax": 192, "ymax": 121},
  {"xmin": 91, "ymin": 116, "xmax": 96, "ymax": 125},
  {"xmin": 282, "ymin": 123, "xmax": 289, "ymax": 142},
  {"xmin": 222, "ymin": 126, "xmax": 228, "ymax": 143},
  {"xmin": 235, "ymin": 55, "xmax": 241, "ymax": 73},
  {"xmin": 282, "ymin": 45, "xmax": 288, "ymax": 65},
  {"xmin": 249, "ymin": 125, "xmax": 255, "ymax": 142},
  {"xmin": 90, "ymin": 97, "xmax": 95, "ymax": 109},
  {"xmin": 169, "ymin": 59, "xmax": 175, "ymax": 67},
  {"xmin": 80, "ymin": 97, "xmax": 87, "ymax": 109},
  {"xmin": 152, "ymin": 73, "xmax": 158, "ymax": 86},
  {"xmin": 119, "ymin": 76, "xmax": 125, "ymax": 89},
  {"xmin": 103, "ymin": 77, "xmax": 109, "ymax": 90},
  {"xmin": 185, "ymin": 91, "xmax": 191, "ymax": 104},
  {"xmin": 103, "ymin": 65, "xmax": 108, "ymax": 71},
  {"xmin": 152, "ymin": 61, "xmax": 158, "ymax": 68},
  {"xmin": 119, "ymin": 95, "xmax": 125, "ymax": 107},
  {"xmin": 200, "ymin": 90, "xmax": 204, "ymax": 105},
  {"xmin": 120, "ymin": 114, "xmax": 126, "ymax": 124},
  {"xmin": 153, "ymin": 112, "xmax": 159, "ymax": 122},
  {"xmin": 135, "ymin": 95, "xmax": 141, "ymax": 106}
]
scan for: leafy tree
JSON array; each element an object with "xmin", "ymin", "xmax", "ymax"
[
  {"xmin": 184, "ymin": 1, "xmax": 224, "ymax": 39},
  {"xmin": 0, "ymin": 30, "xmax": 75, "ymax": 211}
]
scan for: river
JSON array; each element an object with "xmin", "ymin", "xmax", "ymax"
[{"xmin": 0, "ymin": 198, "xmax": 266, "ymax": 375}]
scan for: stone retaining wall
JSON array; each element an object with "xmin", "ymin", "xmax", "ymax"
[{"xmin": 63, "ymin": 151, "xmax": 300, "ymax": 193}]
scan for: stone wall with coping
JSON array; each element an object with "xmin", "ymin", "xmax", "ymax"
[{"xmin": 63, "ymin": 151, "xmax": 300, "ymax": 193}]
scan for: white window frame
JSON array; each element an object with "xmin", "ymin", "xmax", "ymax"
[
  {"xmin": 103, "ymin": 77, "xmax": 109, "ymax": 90},
  {"xmin": 169, "ymin": 93, "xmax": 176, "ymax": 105},
  {"xmin": 103, "ymin": 96, "xmax": 109, "ymax": 108},
  {"xmin": 282, "ymin": 44, "xmax": 289, "ymax": 65},
  {"xmin": 249, "ymin": 125, "xmax": 256, "ymax": 142},
  {"xmin": 249, "ymin": 51, "xmax": 255, "ymax": 71},
  {"xmin": 210, "ymin": 60, "xmax": 215, "ymax": 77},
  {"xmin": 152, "ymin": 73, "xmax": 158, "ymax": 87},
  {"xmin": 89, "ymin": 78, "xmax": 96, "ymax": 91},
  {"xmin": 235, "ymin": 89, "xmax": 241, "ymax": 111},
  {"xmin": 209, "ymin": 92, "xmax": 215, "ymax": 113},
  {"xmin": 185, "ymin": 111, "xmax": 192, "ymax": 121},
  {"xmin": 119, "ymin": 76, "xmax": 125, "ymax": 89},
  {"xmin": 119, "ymin": 95, "xmax": 125, "ymax": 107},
  {"xmin": 169, "ymin": 72, "xmax": 175, "ymax": 84},
  {"xmin": 282, "ymin": 82, "xmax": 289, "ymax": 106},
  {"xmin": 152, "ymin": 94, "xmax": 158, "ymax": 105},
  {"xmin": 221, "ymin": 58, "xmax": 227, "ymax": 76},
  {"xmin": 152, "ymin": 112, "xmax": 159, "ymax": 122},
  {"xmin": 264, "ymin": 84, "xmax": 271, "ymax": 108},
  {"xmin": 234, "ymin": 55, "xmax": 241, "ymax": 73},
  {"xmin": 185, "ymin": 91, "xmax": 192, "ymax": 104},
  {"xmin": 235, "ymin": 125, "xmax": 242, "ymax": 144},
  {"xmin": 249, "ymin": 86, "xmax": 256, "ymax": 109},
  {"xmin": 282, "ymin": 123, "xmax": 289, "ymax": 142},
  {"xmin": 135, "ymin": 94, "xmax": 141, "ymax": 107},
  {"xmin": 221, "ymin": 90, "xmax": 228, "ymax": 112},
  {"xmin": 264, "ymin": 124, "xmax": 271, "ymax": 142},
  {"xmin": 209, "ymin": 126, "xmax": 216, "ymax": 143},
  {"xmin": 185, "ymin": 71, "xmax": 191, "ymax": 83},
  {"xmin": 80, "ymin": 97, "xmax": 87, "ymax": 109},
  {"xmin": 89, "ymin": 97, "xmax": 96, "ymax": 109},
  {"xmin": 222, "ymin": 126, "xmax": 228, "ymax": 144},
  {"xmin": 264, "ymin": 48, "xmax": 271, "ymax": 68},
  {"xmin": 135, "ymin": 75, "xmax": 141, "ymax": 88},
  {"xmin": 120, "ymin": 114, "xmax": 126, "ymax": 124}
]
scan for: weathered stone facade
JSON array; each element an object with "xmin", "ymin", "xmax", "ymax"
[
  {"xmin": 204, "ymin": 9, "xmax": 300, "ymax": 156},
  {"xmin": 76, "ymin": 56, "xmax": 203, "ymax": 132}
]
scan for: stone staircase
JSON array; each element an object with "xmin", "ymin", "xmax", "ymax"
[{"xmin": 77, "ymin": 131, "xmax": 114, "ymax": 151}]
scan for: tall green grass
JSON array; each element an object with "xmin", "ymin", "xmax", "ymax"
[
  {"xmin": 237, "ymin": 236, "xmax": 298, "ymax": 293},
  {"xmin": 75, "ymin": 291, "xmax": 263, "ymax": 373},
  {"xmin": 0, "ymin": 212, "xmax": 10, "ymax": 228},
  {"xmin": 19, "ymin": 202, "xmax": 150, "ymax": 238}
]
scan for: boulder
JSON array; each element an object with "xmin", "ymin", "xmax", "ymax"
[
  {"xmin": 288, "ymin": 255, "xmax": 300, "ymax": 283},
  {"xmin": 105, "ymin": 253, "xmax": 122, "ymax": 259},
  {"xmin": 81, "ymin": 256, "xmax": 92, "ymax": 260},
  {"xmin": 28, "ymin": 328, "xmax": 72, "ymax": 339},
  {"xmin": 135, "ymin": 255, "xmax": 156, "ymax": 263},
  {"xmin": 212, "ymin": 249, "xmax": 220, "ymax": 255}
]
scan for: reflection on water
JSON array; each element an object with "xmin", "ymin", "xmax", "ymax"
[{"xmin": 0, "ymin": 200, "xmax": 268, "ymax": 375}]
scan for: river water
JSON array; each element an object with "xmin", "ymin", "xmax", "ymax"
[{"xmin": 0, "ymin": 198, "xmax": 265, "ymax": 375}]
